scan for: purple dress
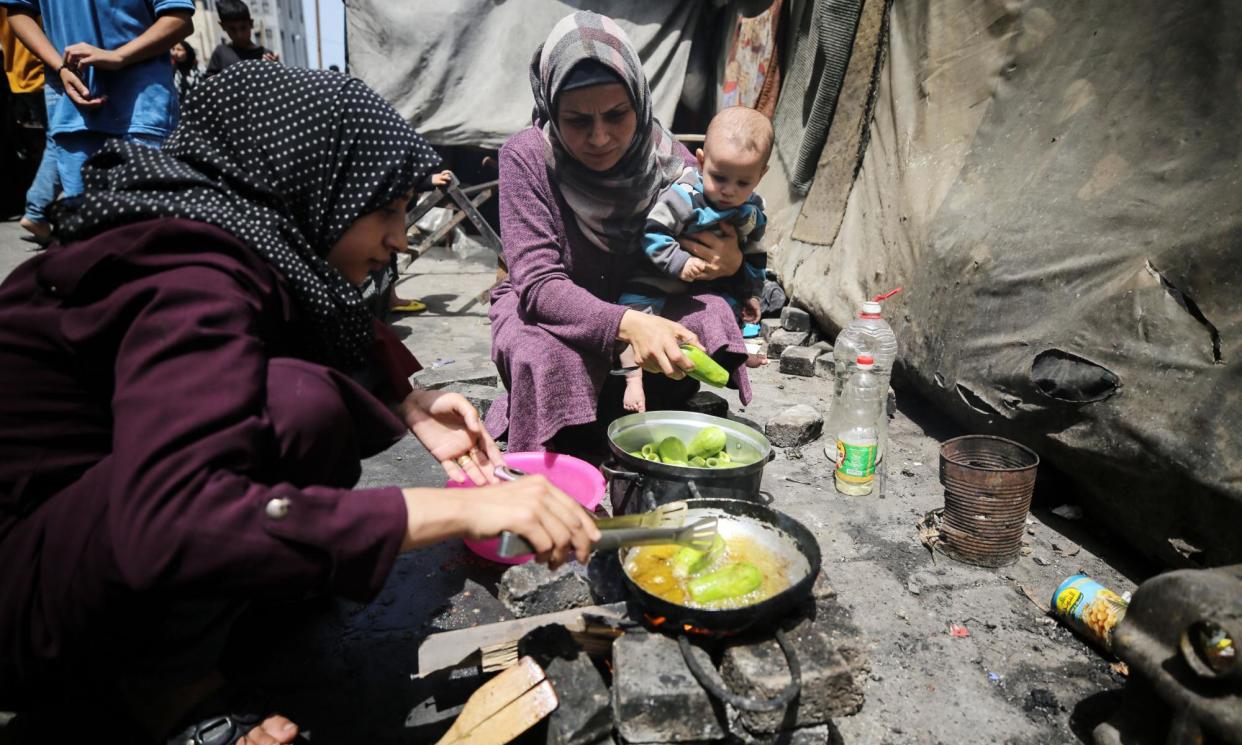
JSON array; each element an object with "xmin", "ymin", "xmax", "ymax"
[
  {"xmin": 0, "ymin": 219, "xmax": 411, "ymax": 699},
  {"xmin": 485, "ymin": 128, "xmax": 753, "ymax": 452}
]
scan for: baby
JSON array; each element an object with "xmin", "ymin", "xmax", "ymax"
[{"xmin": 617, "ymin": 106, "xmax": 773, "ymax": 412}]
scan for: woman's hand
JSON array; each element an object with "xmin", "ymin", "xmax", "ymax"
[
  {"xmin": 402, "ymin": 477, "xmax": 602, "ymax": 567},
  {"xmin": 400, "ymin": 389, "xmax": 504, "ymax": 485},
  {"xmin": 617, "ymin": 310, "xmax": 701, "ymax": 378},
  {"xmin": 64, "ymin": 43, "xmax": 125, "ymax": 71},
  {"xmin": 679, "ymin": 222, "xmax": 743, "ymax": 281},
  {"xmin": 430, "ymin": 170, "xmax": 454, "ymax": 187}
]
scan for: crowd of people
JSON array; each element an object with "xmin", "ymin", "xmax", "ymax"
[{"xmin": 0, "ymin": 5, "xmax": 769, "ymax": 744}]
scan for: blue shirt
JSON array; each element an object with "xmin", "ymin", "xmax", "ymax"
[{"xmin": 0, "ymin": 0, "xmax": 194, "ymax": 137}]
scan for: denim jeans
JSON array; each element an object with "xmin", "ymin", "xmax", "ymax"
[
  {"xmin": 22, "ymin": 87, "xmax": 60, "ymax": 224},
  {"xmin": 53, "ymin": 130, "xmax": 165, "ymax": 198}
]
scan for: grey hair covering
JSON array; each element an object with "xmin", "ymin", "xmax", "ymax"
[{"xmin": 529, "ymin": 11, "xmax": 685, "ymax": 254}]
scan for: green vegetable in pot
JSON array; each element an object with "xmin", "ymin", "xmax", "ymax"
[
  {"xmin": 643, "ymin": 452, "xmax": 662, "ymax": 463},
  {"xmin": 689, "ymin": 455, "xmax": 707, "ymax": 468},
  {"xmin": 687, "ymin": 562, "xmax": 764, "ymax": 604},
  {"xmin": 687, "ymin": 426, "xmax": 727, "ymax": 459},
  {"xmin": 672, "ymin": 535, "xmax": 726, "ymax": 579},
  {"xmin": 705, "ymin": 457, "xmax": 720, "ymax": 468},
  {"xmin": 656, "ymin": 436, "xmax": 687, "ymax": 464},
  {"xmin": 679, "ymin": 344, "xmax": 730, "ymax": 387},
  {"xmin": 641, "ymin": 443, "xmax": 659, "ymax": 459},
  {"xmin": 715, "ymin": 450, "xmax": 732, "ymax": 464}
]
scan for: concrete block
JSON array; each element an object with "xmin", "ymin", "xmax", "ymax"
[
  {"xmin": 780, "ymin": 306, "xmax": 812, "ymax": 333},
  {"xmin": 498, "ymin": 562, "xmax": 591, "ymax": 617},
  {"xmin": 412, "ymin": 362, "xmax": 500, "ymax": 391},
  {"xmin": 809, "ymin": 340, "xmax": 833, "ymax": 355},
  {"xmin": 778, "ymin": 346, "xmax": 818, "ymax": 377},
  {"xmin": 545, "ymin": 652, "xmax": 612, "ymax": 745},
  {"xmin": 613, "ymin": 632, "xmax": 725, "ymax": 743},
  {"xmin": 813, "ymin": 354, "xmax": 835, "ymax": 380},
  {"xmin": 440, "ymin": 382, "xmax": 503, "ymax": 418},
  {"xmin": 759, "ymin": 318, "xmax": 783, "ymax": 341},
  {"xmin": 727, "ymin": 722, "xmax": 832, "ymax": 745},
  {"xmin": 767, "ymin": 329, "xmax": 810, "ymax": 359},
  {"xmin": 765, "ymin": 405, "xmax": 823, "ymax": 448},
  {"xmin": 722, "ymin": 626, "xmax": 863, "ymax": 734},
  {"xmin": 682, "ymin": 391, "xmax": 729, "ymax": 419}
]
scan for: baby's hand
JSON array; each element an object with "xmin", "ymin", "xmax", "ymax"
[
  {"xmin": 431, "ymin": 170, "xmax": 454, "ymax": 187},
  {"xmin": 741, "ymin": 297, "xmax": 761, "ymax": 324},
  {"xmin": 679, "ymin": 257, "xmax": 708, "ymax": 282}
]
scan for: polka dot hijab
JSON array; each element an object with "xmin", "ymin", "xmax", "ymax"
[{"xmin": 52, "ymin": 62, "xmax": 443, "ymax": 370}]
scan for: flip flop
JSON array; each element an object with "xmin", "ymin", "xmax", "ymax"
[{"xmin": 391, "ymin": 299, "xmax": 428, "ymax": 313}]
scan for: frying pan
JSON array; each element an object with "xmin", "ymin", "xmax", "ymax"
[{"xmin": 618, "ymin": 498, "xmax": 822, "ymax": 712}]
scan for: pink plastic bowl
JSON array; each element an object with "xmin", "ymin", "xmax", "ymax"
[{"xmin": 447, "ymin": 451, "xmax": 605, "ymax": 564}]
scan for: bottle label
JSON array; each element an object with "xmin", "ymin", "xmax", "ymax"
[{"xmin": 835, "ymin": 440, "xmax": 877, "ymax": 483}]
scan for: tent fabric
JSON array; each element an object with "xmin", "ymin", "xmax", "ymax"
[
  {"xmin": 771, "ymin": 0, "xmax": 866, "ymax": 193},
  {"xmin": 773, "ymin": 0, "xmax": 1242, "ymax": 568},
  {"xmin": 346, "ymin": 1, "xmax": 704, "ymax": 149}
]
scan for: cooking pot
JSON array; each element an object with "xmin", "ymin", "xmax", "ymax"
[{"xmin": 604, "ymin": 410, "xmax": 774, "ymax": 515}]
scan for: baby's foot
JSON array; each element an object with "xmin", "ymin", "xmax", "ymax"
[
  {"xmin": 745, "ymin": 353, "xmax": 768, "ymax": 368},
  {"xmin": 623, "ymin": 372, "xmax": 647, "ymax": 412}
]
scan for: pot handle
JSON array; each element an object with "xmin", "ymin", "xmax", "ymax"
[
  {"xmin": 601, "ymin": 460, "xmax": 642, "ymax": 483},
  {"xmin": 677, "ymin": 630, "xmax": 802, "ymax": 713}
]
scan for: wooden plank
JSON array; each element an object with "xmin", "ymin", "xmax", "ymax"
[{"xmin": 417, "ymin": 602, "xmax": 629, "ymax": 677}]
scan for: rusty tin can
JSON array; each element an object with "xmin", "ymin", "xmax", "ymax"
[{"xmin": 1052, "ymin": 573, "xmax": 1129, "ymax": 653}]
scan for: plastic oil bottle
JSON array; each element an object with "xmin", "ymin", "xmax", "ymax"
[
  {"xmin": 826, "ymin": 289, "xmax": 900, "ymax": 464},
  {"xmin": 834, "ymin": 354, "xmax": 883, "ymax": 496}
]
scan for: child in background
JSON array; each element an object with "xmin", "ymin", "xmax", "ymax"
[
  {"xmin": 206, "ymin": 0, "xmax": 278, "ymax": 76},
  {"xmin": 617, "ymin": 106, "xmax": 773, "ymax": 412}
]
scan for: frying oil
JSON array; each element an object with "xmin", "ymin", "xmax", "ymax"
[{"xmin": 625, "ymin": 536, "xmax": 791, "ymax": 610}]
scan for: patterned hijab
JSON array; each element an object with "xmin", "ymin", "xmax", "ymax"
[
  {"xmin": 52, "ymin": 62, "xmax": 442, "ymax": 370},
  {"xmin": 530, "ymin": 11, "xmax": 686, "ymax": 253}
]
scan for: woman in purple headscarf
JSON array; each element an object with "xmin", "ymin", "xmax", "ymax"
[{"xmin": 487, "ymin": 11, "xmax": 752, "ymax": 456}]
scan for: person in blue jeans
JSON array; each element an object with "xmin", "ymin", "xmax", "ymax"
[
  {"xmin": 3, "ymin": 0, "xmax": 194, "ymax": 199},
  {"xmin": 19, "ymin": 84, "xmax": 62, "ymax": 245}
]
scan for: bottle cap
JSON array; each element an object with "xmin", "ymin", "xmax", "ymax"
[
  {"xmin": 860, "ymin": 301, "xmax": 882, "ymax": 317},
  {"xmin": 857, "ymin": 354, "xmax": 875, "ymax": 367}
]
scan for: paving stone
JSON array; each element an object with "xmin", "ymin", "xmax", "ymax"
[
  {"xmin": 613, "ymin": 632, "xmax": 725, "ymax": 743},
  {"xmin": 726, "ymin": 721, "xmax": 832, "ymax": 745},
  {"xmin": 778, "ymin": 346, "xmax": 818, "ymax": 377},
  {"xmin": 766, "ymin": 330, "xmax": 811, "ymax": 359},
  {"xmin": 765, "ymin": 405, "xmax": 823, "ymax": 448},
  {"xmin": 759, "ymin": 318, "xmax": 783, "ymax": 341},
  {"xmin": 813, "ymin": 354, "xmax": 835, "ymax": 380},
  {"xmin": 682, "ymin": 390, "xmax": 729, "ymax": 419},
  {"xmin": 440, "ymin": 382, "xmax": 503, "ymax": 418},
  {"xmin": 412, "ymin": 362, "xmax": 500, "ymax": 390},
  {"xmin": 809, "ymin": 340, "xmax": 833, "ymax": 355},
  {"xmin": 722, "ymin": 625, "xmax": 863, "ymax": 735},
  {"xmin": 780, "ymin": 306, "xmax": 812, "ymax": 333},
  {"xmin": 499, "ymin": 562, "xmax": 592, "ymax": 617}
]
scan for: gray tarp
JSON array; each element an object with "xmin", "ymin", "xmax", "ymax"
[
  {"xmin": 774, "ymin": 0, "xmax": 1242, "ymax": 567},
  {"xmin": 346, "ymin": 1, "xmax": 704, "ymax": 149}
]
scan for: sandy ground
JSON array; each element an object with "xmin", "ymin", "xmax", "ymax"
[{"xmin": 0, "ymin": 218, "xmax": 1154, "ymax": 744}]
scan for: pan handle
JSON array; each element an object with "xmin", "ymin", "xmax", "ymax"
[{"xmin": 677, "ymin": 630, "xmax": 801, "ymax": 712}]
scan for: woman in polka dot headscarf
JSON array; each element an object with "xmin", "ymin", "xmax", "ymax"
[{"xmin": 0, "ymin": 62, "xmax": 599, "ymax": 742}]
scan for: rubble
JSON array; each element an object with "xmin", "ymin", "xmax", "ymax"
[
  {"xmin": 813, "ymin": 354, "xmax": 835, "ymax": 380},
  {"xmin": 766, "ymin": 330, "xmax": 812, "ymax": 359},
  {"xmin": 682, "ymin": 390, "xmax": 730, "ymax": 419},
  {"xmin": 778, "ymin": 346, "xmax": 819, "ymax": 377},
  {"xmin": 612, "ymin": 632, "xmax": 726, "ymax": 743},
  {"xmin": 520, "ymin": 626, "xmax": 613, "ymax": 745},
  {"xmin": 722, "ymin": 627, "xmax": 864, "ymax": 735},
  {"xmin": 760, "ymin": 318, "xmax": 783, "ymax": 341},
  {"xmin": 499, "ymin": 562, "xmax": 592, "ymax": 617},
  {"xmin": 765, "ymin": 405, "xmax": 823, "ymax": 448},
  {"xmin": 780, "ymin": 306, "xmax": 812, "ymax": 333}
]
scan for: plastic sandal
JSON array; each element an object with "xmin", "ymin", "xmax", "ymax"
[{"xmin": 390, "ymin": 299, "xmax": 428, "ymax": 313}]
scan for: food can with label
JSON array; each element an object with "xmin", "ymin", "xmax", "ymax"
[{"xmin": 1051, "ymin": 573, "xmax": 1129, "ymax": 653}]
